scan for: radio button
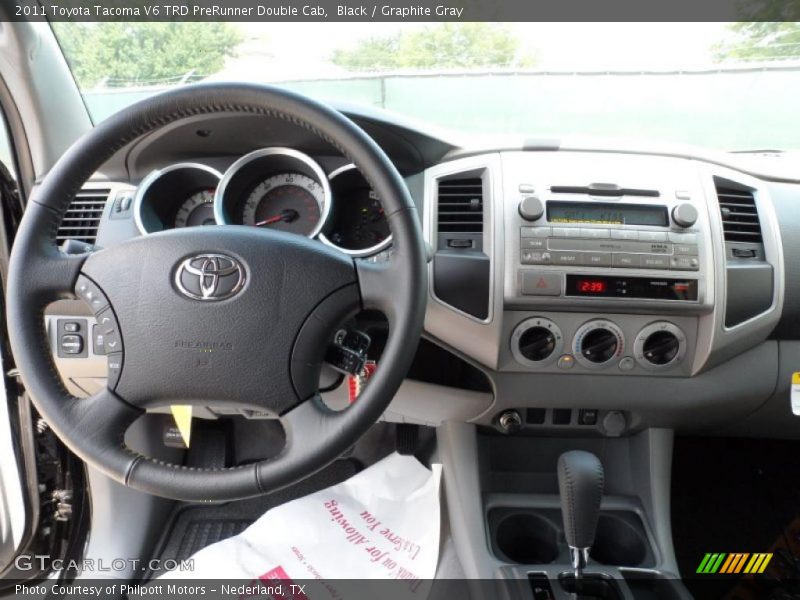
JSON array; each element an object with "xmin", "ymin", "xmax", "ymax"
[
  {"xmin": 580, "ymin": 228, "xmax": 611, "ymax": 239},
  {"xmin": 552, "ymin": 251, "xmax": 582, "ymax": 265},
  {"xmin": 613, "ymin": 254, "xmax": 641, "ymax": 268},
  {"xmin": 641, "ymin": 255, "xmax": 670, "ymax": 269},
  {"xmin": 521, "ymin": 238, "xmax": 546, "ymax": 250},
  {"xmin": 610, "ymin": 230, "xmax": 640, "ymax": 240},
  {"xmin": 674, "ymin": 243, "xmax": 698, "ymax": 256},
  {"xmin": 521, "ymin": 250, "xmax": 551, "ymax": 265},
  {"xmin": 670, "ymin": 256, "xmax": 700, "ymax": 271},
  {"xmin": 668, "ymin": 232, "xmax": 698, "ymax": 244},
  {"xmin": 583, "ymin": 252, "xmax": 612, "ymax": 267},
  {"xmin": 520, "ymin": 271, "xmax": 562, "ymax": 296},
  {"xmin": 638, "ymin": 231, "xmax": 668, "ymax": 242},
  {"xmin": 521, "ymin": 226, "xmax": 551, "ymax": 238},
  {"xmin": 555, "ymin": 228, "xmax": 582, "ymax": 238}
]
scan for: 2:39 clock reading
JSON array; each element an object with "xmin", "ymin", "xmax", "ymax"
[{"xmin": 577, "ymin": 279, "xmax": 608, "ymax": 294}]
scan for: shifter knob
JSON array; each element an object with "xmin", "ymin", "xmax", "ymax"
[{"xmin": 557, "ymin": 451, "xmax": 605, "ymax": 575}]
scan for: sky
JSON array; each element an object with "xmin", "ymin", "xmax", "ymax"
[{"xmin": 216, "ymin": 22, "xmax": 734, "ymax": 81}]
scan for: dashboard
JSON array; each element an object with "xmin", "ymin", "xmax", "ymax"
[{"xmin": 41, "ymin": 107, "xmax": 800, "ymax": 439}]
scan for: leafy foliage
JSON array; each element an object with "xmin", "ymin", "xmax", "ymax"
[
  {"xmin": 715, "ymin": 22, "xmax": 800, "ymax": 61},
  {"xmin": 332, "ymin": 23, "xmax": 537, "ymax": 71},
  {"xmin": 53, "ymin": 22, "xmax": 243, "ymax": 88}
]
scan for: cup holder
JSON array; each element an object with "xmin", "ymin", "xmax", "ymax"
[
  {"xmin": 492, "ymin": 511, "xmax": 560, "ymax": 564},
  {"xmin": 489, "ymin": 508, "xmax": 654, "ymax": 568},
  {"xmin": 590, "ymin": 513, "xmax": 649, "ymax": 567}
]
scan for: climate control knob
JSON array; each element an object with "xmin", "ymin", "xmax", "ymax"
[
  {"xmin": 518, "ymin": 196, "xmax": 545, "ymax": 221},
  {"xmin": 511, "ymin": 317, "xmax": 563, "ymax": 367},
  {"xmin": 572, "ymin": 320, "xmax": 625, "ymax": 369},
  {"xmin": 633, "ymin": 322, "xmax": 687, "ymax": 370}
]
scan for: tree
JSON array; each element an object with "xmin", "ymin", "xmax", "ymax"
[
  {"xmin": 53, "ymin": 22, "xmax": 243, "ymax": 88},
  {"xmin": 332, "ymin": 24, "xmax": 537, "ymax": 71},
  {"xmin": 715, "ymin": 22, "xmax": 800, "ymax": 62}
]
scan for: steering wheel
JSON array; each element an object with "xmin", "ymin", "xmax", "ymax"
[{"xmin": 5, "ymin": 83, "xmax": 427, "ymax": 501}]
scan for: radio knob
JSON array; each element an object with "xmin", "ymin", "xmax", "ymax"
[
  {"xmin": 518, "ymin": 196, "xmax": 544, "ymax": 221},
  {"xmin": 642, "ymin": 330, "xmax": 680, "ymax": 366},
  {"xmin": 580, "ymin": 328, "xmax": 619, "ymax": 364},
  {"xmin": 672, "ymin": 202, "xmax": 698, "ymax": 228}
]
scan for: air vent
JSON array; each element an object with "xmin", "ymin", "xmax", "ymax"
[
  {"xmin": 437, "ymin": 178, "xmax": 483, "ymax": 234},
  {"xmin": 56, "ymin": 188, "xmax": 110, "ymax": 245},
  {"xmin": 714, "ymin": 178, "xmax": 762, "ymax": 244}
]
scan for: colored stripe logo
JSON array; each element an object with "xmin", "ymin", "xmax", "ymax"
[{"xmin": 696, "ymin": 553, "xmax": 772, "ymax": 574}]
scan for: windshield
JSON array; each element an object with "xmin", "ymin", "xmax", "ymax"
[{"xmin": 52, "ymin": 22, "xmax": 800, "ymax": 151}]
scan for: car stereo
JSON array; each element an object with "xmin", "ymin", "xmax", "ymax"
[{"xmin": 511, "ymin": 192, "xmax": 706, "ymax": 306}]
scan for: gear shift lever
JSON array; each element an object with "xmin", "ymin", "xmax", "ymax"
[{"xmin": 557, "ymin": 450, "xmax": 605, "ymax": 579}]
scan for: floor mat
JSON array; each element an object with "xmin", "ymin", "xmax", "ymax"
[
  {"xmin": 672, "ymin": 437, "xmax": 800, "ymax": 599},
  {"xmin": 146, "ymin": 459, "xmax": 360, "ymax": 578}
]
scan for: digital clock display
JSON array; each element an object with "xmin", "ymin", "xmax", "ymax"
[
  {"xmin": 547, "ymin": 201, "xmax": 668, "ymax": 226},
  {"xmin": 577, "ymin": 279, "xmax": 608, "ymax": 293},
  {"xmin": 566, "ymin": 275, "xmax": 698, "ymax": 301}
]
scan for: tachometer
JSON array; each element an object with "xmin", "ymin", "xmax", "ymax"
[
  {"xmin": 174, "ymin": 189, "xmax": 217, "ymax": 228},
  {"xmin": 242, "ymin": 173, "xmax": 323, "ymax": 236}
]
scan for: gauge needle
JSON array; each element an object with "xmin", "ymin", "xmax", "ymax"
[{"xmin": 255, "ymin": 209, "xmax": 299, "ymax": 227}]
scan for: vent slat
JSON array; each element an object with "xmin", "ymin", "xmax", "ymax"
[
  {"xmin": 437, "ymin": 177, "xmax": 484, "ymax": 236},
  {"xmin": 56, "ymin": 188, "xmax": 110, "ymax": 245},
  {"xmin": 714, "ymin": 178, "xmax": 762, "ymax": 244}
]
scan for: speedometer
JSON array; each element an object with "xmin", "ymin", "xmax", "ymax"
[
  {"xmin": 214, "ymin": 148, "xmax": 331, "ymax": 239},
  {"xmin": 242, "ymin": 173, "xmax": 323, "ymax": 236}
]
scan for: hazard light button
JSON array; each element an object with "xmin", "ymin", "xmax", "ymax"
[{"xmin": 520, "ymin": 271, "xmax": 563, "ymax": 296}]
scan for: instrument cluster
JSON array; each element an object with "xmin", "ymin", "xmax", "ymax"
[{"xmin": 133, "ymin": 147, "xmax": 392, "ymax": 257}]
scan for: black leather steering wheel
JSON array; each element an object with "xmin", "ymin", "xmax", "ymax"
[{"xmin": 5, "ymin": 83, "xmax": 427, "ymax": 501}]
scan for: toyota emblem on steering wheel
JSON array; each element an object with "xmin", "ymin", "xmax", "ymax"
[{"xmin": 175, "ymin": 253, "xmax": 246, "ymax": 301}]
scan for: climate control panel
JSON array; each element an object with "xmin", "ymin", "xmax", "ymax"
[{"xmin": 505, "ymin": 312, "xmax": 695, "ymax": 376}]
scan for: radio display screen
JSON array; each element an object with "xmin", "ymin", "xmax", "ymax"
[
  {"xmin": 566, "ymin": 275, "xmax": 698, "ymax": 301},
  {"xmin": 547, "ymin": 201, "xmax": 668, "ymax": 226}
]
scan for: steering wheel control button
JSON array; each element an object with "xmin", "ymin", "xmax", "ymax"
[
  {"xmin": 511, "ymin": 317, "xmax": 563, "ymax": 368},
  {"xmin": 572, "ymin": 320, "xmax": 625, "ymax": 369},
  {"xmin": 92, "ymin": 325, "xmax": 106, "ymax": 355},
  {"xmin": 634, "ymin": 322, "xmax": 687, "ymax": 370},
  {"xmin": 56, "ymin": 319, "xmax": 88, "ymax": 358},
  {"xmin": 520, "ymin": 271, "xmax": 562, "ymax": 296},
  {"xmin": 59, "ymin": 334, "xmax": 84, "ymax": 356},
  {"xmin": 75, "ymin": 276, "xmax": 109, "ymax": 313},
  {"xmin": 325, "ymin": 329, "xmax": 371, "ymax": 376},
  {"xmin": 175, "ymin": 253, "xmax": 246, "ymax": 301},
  {"xmin": 106, "ymin": 353, "xmax": 124, "ymax": 389}
]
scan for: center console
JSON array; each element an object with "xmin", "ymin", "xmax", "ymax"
[{"xmin": 424, "ymin": 149, "xmax": 782, "ymax": 409}]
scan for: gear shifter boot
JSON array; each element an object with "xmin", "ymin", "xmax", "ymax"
[{"xmin": 557, "ymin": 450, "xmax": 605, "ymax": 576}]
